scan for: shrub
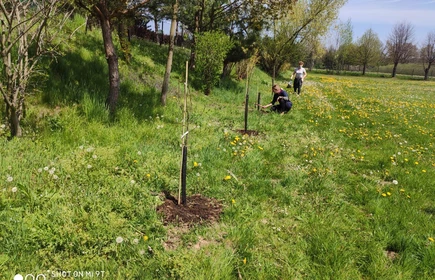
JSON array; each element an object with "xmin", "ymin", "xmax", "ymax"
[{"xmin": 195, "ymin": 31, "xmax": 233, "ymax": 95}]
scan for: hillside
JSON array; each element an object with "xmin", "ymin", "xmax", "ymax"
[{"xmin": 2, "ymin": 18, "xmax": 435, "ymax": 280}]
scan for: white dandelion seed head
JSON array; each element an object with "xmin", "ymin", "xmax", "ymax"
[
  {"xmin": 130, "ymin": 180, "xmax": 136, "ymax": 184},
  {"xmin": 53, "ymin": 175, "xmax": 59, "ymax": 180},
  {"xmin": 6, "ymin": 176, "xmax": 13, "ymax": 182},
  {"xmin": 87, "ymin": 164, "xmax": 92, "ymax": 169},
  {"xmin": 116, "ymin": 236, "xmax": 124, "ymax": 244},
  {"xmin": 92, "ymin": 154, "xmax": 98, "ymax": 159},
  {"xmin": 11, "ymin": 187, "xmax": 18, "ymax": 193},
  {"xmin": 44, "ymin": 166, "xmax": 49, "ymax": 171},
  {"xmin": 132, "ymin": 238, "xmax": 139, "ymax": 244},
  {"xmin": 137, "ymin": 151, "xmax": 142, "ymax": 155},
  {"xmin": 392, "ymin": 180, "xmax": 398, "ymax": 185},
  {"xmin": 139, "ymin": 249, "xmax": 145, "ymax": 255},
  {"xmin": 38, "ymin": 168, "xmax": 43, "ymax": 173}
]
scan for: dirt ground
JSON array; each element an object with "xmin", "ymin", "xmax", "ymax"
[
  {"xmin": 156, "ymin": 193, "xmax": 223, "ymax": 226},
  {"xmin": 234, "ymin": 129, "xmax": 259, "ymax": 136}
]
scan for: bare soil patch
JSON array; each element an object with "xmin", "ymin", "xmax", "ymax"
[
  {"xmin": 234, "ymin": 129, "xmax": 259, "ymax": 136},
  {"xmin": 156, "ymin": 193, "xmax": 223, "ymax": 226}
]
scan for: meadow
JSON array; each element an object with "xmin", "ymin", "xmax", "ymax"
[{"xmin": 2, "ymin": 23, "xmax": 435, "ymax": 279}]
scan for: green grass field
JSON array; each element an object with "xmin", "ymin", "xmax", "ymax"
[{"xmin": 2, "ymin": 23, "xmax": 435, "ymax": 279}]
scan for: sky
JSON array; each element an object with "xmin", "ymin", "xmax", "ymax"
[{"xmin": 338, "ymin": 0, "xmax": 435, "ymax": 45}]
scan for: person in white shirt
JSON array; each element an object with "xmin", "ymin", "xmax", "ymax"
[{"xmin": 289, "ymin": 61, "xmax": 307, "ymax": 96}]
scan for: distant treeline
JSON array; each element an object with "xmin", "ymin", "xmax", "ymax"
[{"xmin": 317, "ymin": 64, "xmax": 435, "ymax": 79}]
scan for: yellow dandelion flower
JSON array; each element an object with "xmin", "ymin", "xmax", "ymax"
[
  {"xmin": 400, "ymin": 189, "xmax": 405, "ymax": 192},
  {"xmin": 381, "ymin": 193, "xmax": 387, "ymax": 197},
  {"xmin": 258, "ymin": 146, "xmax": 263, "ymax": 150},
  {"xmin": 415, "ymin": 161, "xmax": 419, "ymax": 165},
  {"xmin": 387, "ymin": 192, "xmax": 392, "ymax": 196},
  {"xmin": 143, "ymin": 235, "xmax": 149, "ymax": 241},
  {"xmin": 429, "ymin": 237, "xmax": 434, "ymax": 242},
  {"xmin": 133, "ymin": 160, "xmax": 138, "ymax": 163},
  {"xmin": 232, "ymin": 199, "xmax": 236, "ymax": 204},
  {"xmin": 422, "ymin": 170, "xmax": 427, "ymax": 173},
  {"xmin": 224, "ymin": 175, "xmax": 231, "ymax": 180},
  {"xmin": 243, "ymin": 258, "xmax": 247, "ymax": 265},
  {"xmin": 146, "ymin": 173, "xmax": 151, "ymax": 178},
  {"xmin": 193, "ymin": 161, "xmax": 199, "ymax": 167},
  {"xmin": 404, "ymin": 158, "xmax": 409, "ymax": 162}
]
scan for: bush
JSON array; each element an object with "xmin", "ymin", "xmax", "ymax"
[{"xmin": 195, "ymin": 32, "xmax": 233, "ymax": 95}]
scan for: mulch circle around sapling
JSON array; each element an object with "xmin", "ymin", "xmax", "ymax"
[
  {"xmin": 234, "ymin": 129, "xmax": 259, "ymax": 136},
  {"xmin": 156, "ymin": 192, "xmax": 223, "ymax": 226}
]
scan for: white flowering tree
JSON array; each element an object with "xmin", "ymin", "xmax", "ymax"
[{"xmin": 0, "ymin": 0, "xmax": 73, "ymax": 138}]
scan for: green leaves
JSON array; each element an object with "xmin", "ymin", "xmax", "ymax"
[{"xmin": 195, "ymin": 31, "xmax": 233, "ymax": 95}]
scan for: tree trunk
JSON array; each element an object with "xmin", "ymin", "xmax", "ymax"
[
  {"xmin": 221, "ymin": 61, "xmax": 233, "ymax": 78},
  {"xmin": 161, "ymin": 0, "xmax": 179, "ymax": 106},
  {"xmin": 154, "ymin": 18, "xmax": 160, "ymax": 44},
  {"xmin": 424, "ymin": 67, "xmax": 430, "ymax": 81},
  {"xmin": 95, "ymin": 5, "xmax": 120, "ymax": 118},
  {"xmin": 117, "ymin": 19, "xmax": 131, "ymax": 64},
  {"xmin": 189, "ymin": 10, "xmax": 200, "ymax": 69},
  {"xmin": 392, "ymin": 63, "xmax": 398, "ymax": 77},
  {"xmin": 9, "ymin": 105, "xmax": 22, "ymax": 137},
  {"xmin": 362, "ymin": 64, "xmax": 366, "ymax": 75}
]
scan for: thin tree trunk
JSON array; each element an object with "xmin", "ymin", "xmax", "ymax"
[
  {"xmin": 9, "ymin": 106, "xmax": 22, "ymax": 137},
  {"xmin": 161, "ymin": 0, "xmax": 179, "ymax": 106},
  {"xmin": 221, "ymin": 61, "xmax": 233, "ymax": 78},
  {"xmin": 392, "ymin": 63, "xmax": 398, "ymax": 77},
  {"xmin": 117, "ymin": 19, "xmax": 131, "ymax": 64},
  {"xmin": 424, "ymin": 67, "xmax": 430, "ymax": 81},
  {"xmin": 189, "ymin": 10, "xmax": 200, "ymax": 69},
  {"xmin": 95, "ymin": 5, "xmax": 120, "ymax": 118},
  {"xmin": 154, "ymin": 18, "xmax": 160, "ymax": 44}
]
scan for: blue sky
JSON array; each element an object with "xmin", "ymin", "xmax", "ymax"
[{"xmin": 338, "ymin": 0, "xmax": 435, "ymax": 45}]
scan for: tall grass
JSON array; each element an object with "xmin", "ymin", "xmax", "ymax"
[{"xmin": 2, "ymin": 16, "xmax": 435, "ymax": 279}]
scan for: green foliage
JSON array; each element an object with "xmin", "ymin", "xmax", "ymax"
[
  {"xmin": 194, "ymin": 31, "xmax": 233, "ymax": 95},
  {"xmin": 3, "ymin": 15, "xmax": 435, "ymax": 279}
]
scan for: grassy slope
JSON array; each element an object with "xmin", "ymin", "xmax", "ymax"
[{"xmin": 2, "ymin": 18, "xmax": 435, "ymax": 279}]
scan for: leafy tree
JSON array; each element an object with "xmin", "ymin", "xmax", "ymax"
[
  {"xmin": 323, "ymin": 46, "xmax": 338, "ymax": 71},
  {"xmin": 326, "ymin": 19, "xmax": 354, "ymax": 71},
  {"xmin": 74, "ymin": 0, "xmax": 149, "ymax": 118},
  {"xmin": 259, "ymin": 0, "xmax": 346, "ymax": 79},
  {"xmin": 421, "ymin": 31, "xmax": 435, "ymax": 81},
  {"xmin": 356, "ymin": 28, "xmax": 382, "ymax": 75},
  {"xmin": 0, "ymin": 0, "xmax": 73, "ymax": 138},
  {"xmin": 195, "ymin": 31, "xmax": 233, "ymax": 95},
  {"xmin": 386, "ymin": 22, "xmax": 415, "ymax": 78},
  {"xmin": 177, "ymin": 0, "xmax": 298, "ymax": 69}
]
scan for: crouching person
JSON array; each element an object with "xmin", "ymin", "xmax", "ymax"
[{"xmin": 260, "ymin": 84, "xmax": 292, "ymax": 115}]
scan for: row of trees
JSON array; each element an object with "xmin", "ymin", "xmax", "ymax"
[
  {"xmin": 1, "ymin": 0, "xmax": 347, "ymax": 138},
  {"xmin": 321, "ymin": 21, "xmax": 435, "ymax": 80}
]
